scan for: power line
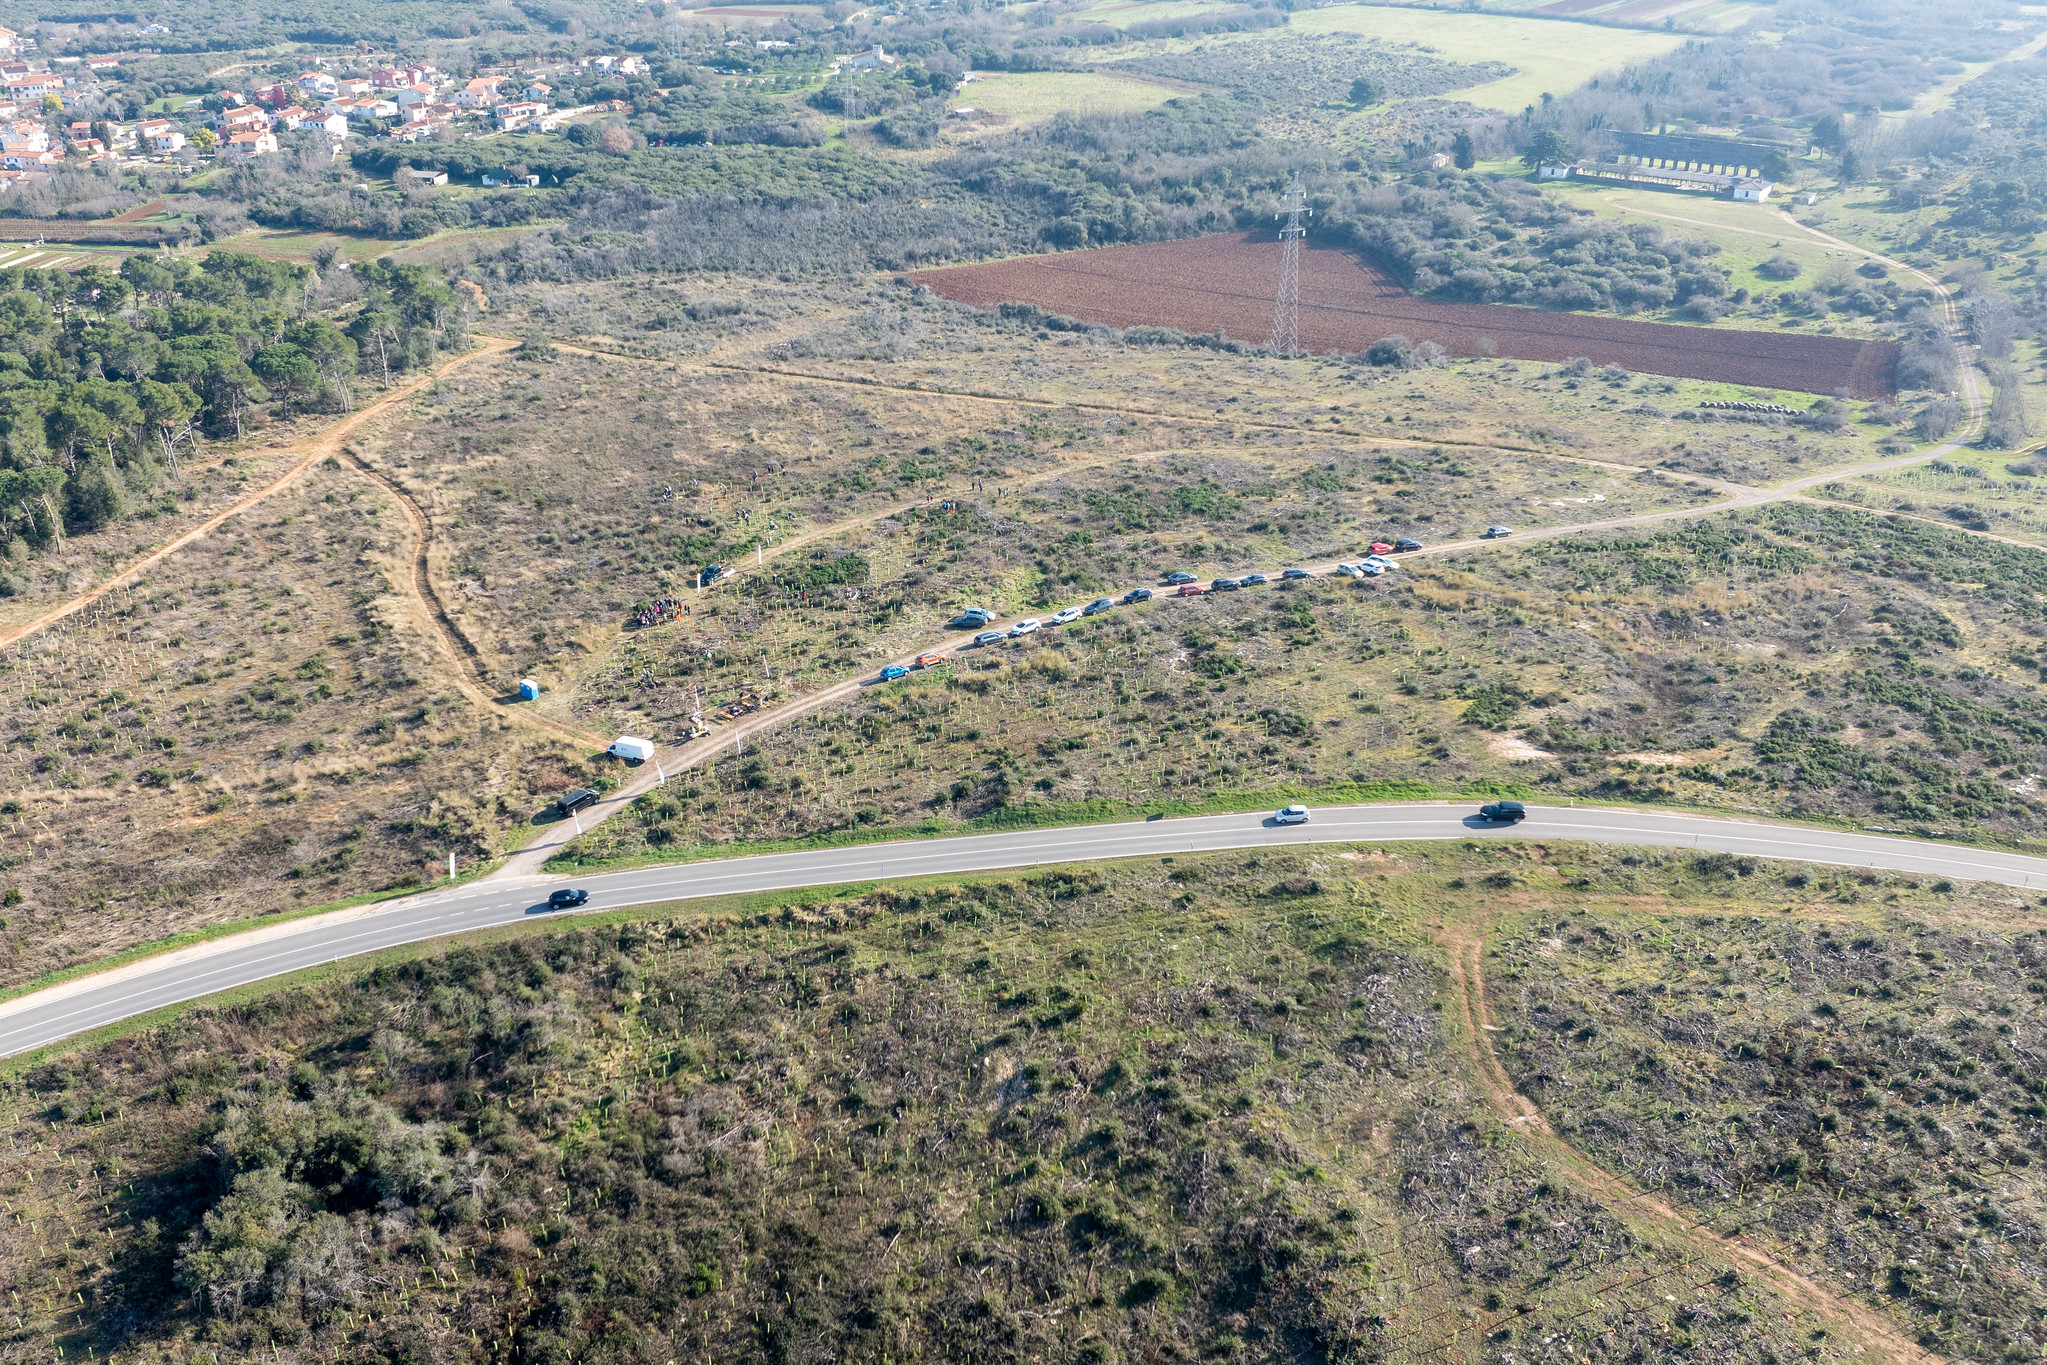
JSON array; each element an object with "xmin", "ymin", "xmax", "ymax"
[{"xmin": 1270, "ymin": 175, "xmax": 1309, "ymax": 358}]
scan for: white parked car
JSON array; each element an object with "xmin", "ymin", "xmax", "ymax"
[
  {"xmin": 1335, "ymin": 562, "xmax": 1365, "ymax": 578},
  {"xmin": 1050, "ymin": 605, "xmax": 1083, "ymax": 625},
  {"xmin": 1360, "ymin": 562, "xmax": 1386, "ymax": 577},
  {"xmin": 1274, "ymin": 804, "xmax": 1309, "ymax": 826},
  {"xmin": 1009, "ymin": 618, "xmax": 1041, "ymax": 637}
]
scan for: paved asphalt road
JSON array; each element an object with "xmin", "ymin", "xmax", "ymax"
[{"xmin": 5, "ymin": 803, "xmax": 2047, "ymax": 1058}]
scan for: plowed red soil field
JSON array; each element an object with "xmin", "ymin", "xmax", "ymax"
[{"xmin": 909, "ymin": 231, "xmax": 1898, "ymax": 398}]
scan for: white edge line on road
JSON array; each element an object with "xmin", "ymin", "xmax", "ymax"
[{"xmin": 5, "ymin": 805, "xmax": 2045, "ymax": 1056}]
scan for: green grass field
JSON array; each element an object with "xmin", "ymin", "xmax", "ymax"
[
  {"xmin": 953, "ymin": 70, "xmax": 1181, "ymax": 122},
  {"xmin": 1069, "ymin": 0, "xmax": 1244, "ymax": 26},
  {"xmin": 1290, "ymin": 4, "xmax": 1688, "ymax": 110},
  {"xmin": 1521, "ymin": 178, "xmax": 1925, "ymax": 338},
  {"xmin": 1423, "ymin": 0, "xmax": 1769, "ymax": 32}
]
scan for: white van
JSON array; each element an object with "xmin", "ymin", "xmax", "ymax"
[{"xmin": 608, "ymin": 736, "xmax": 656, "ymax": 764}]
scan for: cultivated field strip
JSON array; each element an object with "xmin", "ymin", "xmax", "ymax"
[{"xmin": 910, "ymin": 231, "xmax": 1901, "ymax": 398}]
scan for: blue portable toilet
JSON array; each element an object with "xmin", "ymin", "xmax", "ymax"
[{"xmin": 518, "ymin": 678, "xmax": 540, "ymax": 701}]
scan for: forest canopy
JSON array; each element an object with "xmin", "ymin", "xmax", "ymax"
[{"xmin": 0, "ymin": 253, "xmax": 464, "ymax": 575}]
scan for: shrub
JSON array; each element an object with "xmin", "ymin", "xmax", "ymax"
[
  {"xmin": 1914, "ymin": 397, "xmax": 1961, "ymax": 441},
  {"xmin": 1981, "ymin": 361, "xmax": 2031, "ymax": 449},
  {"xmin": 1365, "ymin": 334, "xmax": 1414, "ymax": 367}
]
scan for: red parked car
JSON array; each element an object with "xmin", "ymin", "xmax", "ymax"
[
  {"xmin": 1175, "ymin": 583, "xmax": 1207, "ymax": 597},
  {"xmin": 1369, "ymin": 542, "xmax": 1394, "ymax": 556}
]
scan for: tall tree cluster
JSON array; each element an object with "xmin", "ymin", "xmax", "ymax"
[{"xmin": 0, "ymin": 252, "xmax": 464, "ymax": 567}]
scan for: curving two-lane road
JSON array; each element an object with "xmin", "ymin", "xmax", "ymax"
[{"xmin": 4, "ymin": 803, "xmax": 2046, "ymax": 1059}]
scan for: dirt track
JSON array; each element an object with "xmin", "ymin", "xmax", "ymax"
[
  {"xmin": 1438, "ymin": 922, "xmax": 1945, "ymax": 1363},
  {"xmin": 0, "ymin": 337, "xmax": 517, "ymax": 652},
  {"xmin": 337, "ymin": 447, "xmax": 607, "ymax": 751}
]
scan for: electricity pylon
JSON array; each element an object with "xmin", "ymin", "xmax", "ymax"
[{"xmin": 1270, "ymin": 176, "xmax": 1310, "ymax": 357}]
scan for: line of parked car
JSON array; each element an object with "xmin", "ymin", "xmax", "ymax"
[
  {"xmin": 949, "ymin": 589, "xmax": 1158, "ymax": 647},
  {"xmin": 911, "ymin": 530, "xmax": 1523, "ymax": 670}
]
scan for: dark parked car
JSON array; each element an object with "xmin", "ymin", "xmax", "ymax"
[
  {"xmin": 1210, "ymin": 578, "xmax": 1240, "ymax": 591},
  {"xmin": 1478, "ymin": 800, "xmax": 1526, "ymax": 823},
  {"xmin": 1240, "ymin": 573, "xmax": 1268, "ymax": 586},
  {"xmin": 1280, "ymin": 568, "xmax": 1309, "ymax": 580},
  {"xmin": 548, "ymin": 888, "xmax": 590, "ymax": 909},
  {"xmin": 1164, "ymin": 571, "xmax": 1198, "ymax": 585},
  {"xmin": 1122, "ymin": 587, "xmax": 1153, "ymax": 604},
  {"xmin": 555, "ymin": 788, "xmax": 599, "ymax": 815},
  {"xmin": 1394, "ymin": 539, "xmax": 1424, "ymax": 553}
]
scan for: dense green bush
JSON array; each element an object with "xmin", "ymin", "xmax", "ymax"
[{"xmin": 1320, "ymin": 173, "xmax": 1728, "ymax": 312}]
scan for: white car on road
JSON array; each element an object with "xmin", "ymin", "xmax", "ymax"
[
  {"xmin": 1049, "ymin": 605, "xmax": 1084, "ymax": 625},
  {"xmin": 1009, "ymin": 618, "xmax": 1042, "ymax": 637},
  {"xmin": 1274, "ymin": 804, "xmax": 1309, "ymax": 825}
]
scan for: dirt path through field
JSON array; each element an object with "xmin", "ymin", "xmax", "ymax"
[
  {"xmin": 538, "ymin": 339, "xmax": 1782, "ymax": 515},
  {"xmin": 1764, "ymin": 214, "xmax": 1986, "ymax": 455},
  {"xmin": 1437, "ymin": 919, "xmax": 1946, "ymax": 1364},
  {"xmin": 483, "ymin": 316, "xmax": 2017, "ymax": 882},
  {"xmin": 547, "ymin": 336, "xmax": 1671, "ymax": 475},
  {"xmin": 338, "ymin": 449, "xmax": 606, "ymax": 751},
  {"xmin": 0, "ymin": 336, "xmax": 517, "ymax": 653},
  {"xmin": 1589, "ymin": 198, "xmax": 1986, "ymax": 465}
]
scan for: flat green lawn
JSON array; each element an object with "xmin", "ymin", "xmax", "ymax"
[
  {"xmin": 142, "ymin": 91, "xmax": 211, "ymax": 114},
  {"xmin": 953, "ymin": 70, "xmax": 1180, "ymax": 122},
  {"xmin": 1451, "ymin": 0, "xmax": 1769, "ymax": 31},
  {"xmin": 1290, "ymin": 4, "xmax": 1687, "ymax": 110},
  {"xmin": 1070, "ymin": 0, "xmax": 1244, "ymax": 26}
]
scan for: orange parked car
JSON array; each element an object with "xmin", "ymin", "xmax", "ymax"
[{"xmin": 915, "ymin": 652, "xmax": 947, "ymax": 668}]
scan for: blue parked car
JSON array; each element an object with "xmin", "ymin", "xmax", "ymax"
[{"xmin": 880, "ymin": 664, "xmax": 909, "ymax": 680}]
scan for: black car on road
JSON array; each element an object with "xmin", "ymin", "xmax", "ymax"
[
  {"xmin": 1478, "ymin": 800, "xmax": 1526, "ymax": 823},
  {"xmin": 555, "ymin": 788, "xmax": 600, "ymax": 815},
  {"xmin": 1122, "ymin": 587, "xmax": 1153, "ymax": 604},
  {"xmin": 548, "ymin": 888, "xmax": 590, "ymax": 909}
]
